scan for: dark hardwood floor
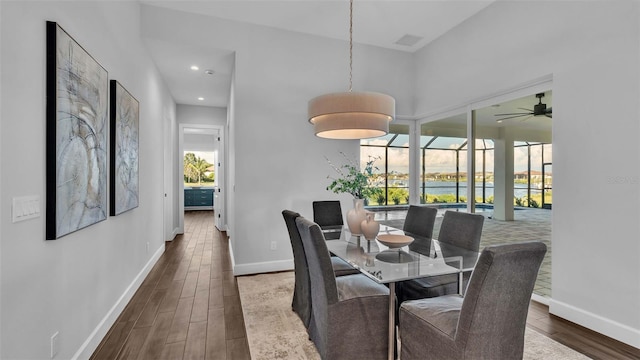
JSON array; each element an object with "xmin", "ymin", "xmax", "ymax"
[
  {"xmin": 91, "ymin": 211, "xmax": 639, "ymax": 360},
  {"xmin": 91, "ymin": 210, "xmax": 250, "ymax": 360},
  {"xmin": 527, "ymin": 301, "xmax": 640, "ymax": 360}
]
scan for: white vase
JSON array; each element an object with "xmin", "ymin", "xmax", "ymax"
[
  {"xmin": 360, "ymin": 212, "xmax": 380, "ymax": 241},
  {"xmin": 346, "ymin": 198, "xmax": 367, "ymax": 235}
]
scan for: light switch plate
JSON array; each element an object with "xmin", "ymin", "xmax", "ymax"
[{"xmin": 12, "ymin": 195, "xmax": 40, "ymax": 223}]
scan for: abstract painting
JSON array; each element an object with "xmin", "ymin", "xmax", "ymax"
[
  {"xmin": 110, "ymin": 80, "xmax": 139, "ymax": 216},
  {"xmin": 46, "ymin": 21, "xmax": 108, "ymax": 240}
]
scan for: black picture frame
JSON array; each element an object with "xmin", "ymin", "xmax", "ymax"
[
  {"xmin": 46, "ymin": 21, "xmax": 108, "ymax": 240},
  {"xmin": 110, "ymin": 80, "xmax": 139, "ymax": 216}
]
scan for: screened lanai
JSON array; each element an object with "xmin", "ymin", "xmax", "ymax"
[
  {"xmin": 360, "ymin": 127, "xmax": 552, "ymax": 211},
  {"xmin": 360, "ymin": 90, "xmax": 553, "ymax": 299}
]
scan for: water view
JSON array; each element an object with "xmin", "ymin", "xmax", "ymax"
[{"xmin": 420, "ymin": 181, "xmax": 538, "ymax": 199}]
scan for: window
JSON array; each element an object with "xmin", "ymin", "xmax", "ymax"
[
  {"xmin": 360, "ymin": 124, "xmax": 410, "ymax": 206},
  {"xmin": 475, "ymin": 139, "xmax": 495, "ymax": 204},
  {"xmin": 360, "ymin": 112, "xmax": 551, "ymax": 210},
  {"xmin": 420, "ymin": 136, "xmax": 468, "ymax": 204},
  {"xmin": 514, "ymin": 142, "xmax": 552, "ymax": 208},
  {"xmin": 184, "ymin": 151, "xmax": 215, "ymax": 187}
]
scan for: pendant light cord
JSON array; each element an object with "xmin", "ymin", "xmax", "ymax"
[{"xmin": 349, "ymin": 0, "xmax": 353, "ymax": 92}]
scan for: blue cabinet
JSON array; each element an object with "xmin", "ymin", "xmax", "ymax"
[{"xmin": 185, "ymin": 188, "xmax": 214, "ymax": 210}]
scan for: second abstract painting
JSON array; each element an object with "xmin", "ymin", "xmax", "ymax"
[{"xmin": 110, "ymin": 80, "xmax": 139, "ymax": 216}]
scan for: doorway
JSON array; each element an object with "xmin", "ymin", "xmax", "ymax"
[
  {"xmin": 178, "ymin": 124, "xmax": 225, "ymax": 235},
  {"xmin": 473, "ymin": 87, "xmax": 553, "ymax": 301},
  {"xmin": 417, "ymin": 80, "xmax": 553, "ymax": 301}
]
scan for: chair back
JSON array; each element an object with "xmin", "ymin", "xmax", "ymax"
[
  {"xmin": 456, "ymin": 241, "xmax": 547, "ymax": 358},
  {"xmin": 438, "ymin": 210, "xmax": 484, "ymax": 251},
  {"xmin": 403, "ymin": 205, "xmax": 438, "ymax": 238},
  {"xmin": 296, "ymin": 217, "xmax": 340, "ymax": 355},
  {"xmin": 312, "ymin": 200, "xmax": 344, "ymax": 229},
  {"xmin": 296, "ymin": 217, "xmax": 340, "ymax": 305},
  {"xmin": 282, "ymin": 210, "xmax": 312, "ymax": 327}
]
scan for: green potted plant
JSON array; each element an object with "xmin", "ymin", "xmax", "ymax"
[{"xmin": 326, "ymin": 153, "xmax": 381, "ymax": 234}]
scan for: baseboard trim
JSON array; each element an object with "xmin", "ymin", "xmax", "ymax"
[
  {"xmin": 549, "ymin": 298, "xmax": 640, "ymax": 349},
  {"xmin": 227, "ymin": 232, "xmax": 294, "ymax": 276},
  {"xmin": 531, "ymin": 293, "xmax": 550, "ymax": 306},
  {"xmin": 228, "ymin": 236, "xmax": 236, "ymax": 271},
  {"xmin": 233, "ymin": 259, "xmax": 294, "ymax": 276},
  {"xmin": 72, "ymin": 244, "xmax": 166, "ymax": 360},
  {"xmin": 166, "ymin": 227, "xmax": 180, "ymax": 241}
]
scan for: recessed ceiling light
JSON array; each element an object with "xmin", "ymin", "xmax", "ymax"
[
  {"xmin": 204, "ymin": 69, "xmax": 215, "ymax": 75},
  {"xmin": 197, "ymin": 97, "xmax": 204, "ymax": 101},
  {"xmin": 190, "ymin": 65, "xmax": 199, "ymax": 71}
]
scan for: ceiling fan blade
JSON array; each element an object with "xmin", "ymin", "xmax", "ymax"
[
  {"xmin": 517, "ymin": 108, "xmax": 534, "ymax": 112},
  {"xmin": 494, "ymin": 112, "xmax": 532, "ymax": 116},
  {"xmin": 519, "ymin": 115, "xmax": 533, "ymax": 121},
  {"xmin": 545, "ymin": 114, "xmax": 552, "ymax": 118},
  {"xmin": 496, "ymin": 114, "xmax": 529, "ymax": 122}
]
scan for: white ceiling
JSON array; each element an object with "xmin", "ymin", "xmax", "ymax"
[
  {"xmin": 144, "ymin": 38, "xmax": 235, "ymax": 108},
  {"xmin": 141, "ymin": 0, "xmax": 495, "ymax": 108},
  {"xmin": 430, "ymin": 91, "xmax": 553, "ymax": 133},
  {"xmin": 141, "ymin": 1, "xmax": 551, "ymax": 134},
  {"xmin": 142, "ymin": 0, "xmax": 494, "ymax": 53}
]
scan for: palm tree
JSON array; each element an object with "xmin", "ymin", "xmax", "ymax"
[
  {"xmin": 193, "ymin": 158, "xmax": 212, "ymax": 184},
  {"xmin": 184, "ymin": 152, "xmax": 213, "ymax": 185},
  {"xmin": 184, "ymin": 163, "xmax": 200, "ymax": 183}
]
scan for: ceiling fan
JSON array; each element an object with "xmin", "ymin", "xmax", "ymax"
[{"xmin": 495, "ymin": 93, "xmax": 552, "ymax": 122}]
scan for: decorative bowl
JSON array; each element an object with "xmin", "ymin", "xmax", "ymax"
[{"xmin": 376, "ymin": 234, "xmax": 414, "ymax": 249}]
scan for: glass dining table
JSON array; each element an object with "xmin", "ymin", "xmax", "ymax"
[{"xmin": 323, "ymin": 224, "xmax": 480, "ymax": 360}]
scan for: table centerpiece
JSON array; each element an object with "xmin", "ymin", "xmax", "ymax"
[{"xmin": 326, "ymin": 152, "xmax": 382, "ymax": 235}]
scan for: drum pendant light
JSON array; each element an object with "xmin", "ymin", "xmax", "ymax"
[{"xmin": 308, "ymin": 0, "xmax": 395, "ymax": 139}]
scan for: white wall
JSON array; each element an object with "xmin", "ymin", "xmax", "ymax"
[
  {"xmin": 164, "ymin": 97, "xmax": 178, "ymax": 241},
  {"xmin": 0, "ymin": 2, "xmax": 3, "ymax": 356},
  {"xmin": 142, "ymin": 5, "xmax": 415, "ymax": 274},
  {"xmin": 0, "ymin": 2, "xmax": 175, "ymax": 359},
  {"xmin": 413, "ymin": 1, "xmax": 640, "ymax": 347},
  {"xmin": 226, "ymin": 66, "xmax": 236, "ymax": 242},
  {"xmin": 184, "ymin": 134, "xmax": 216, "ymax": 152},
  {"xmin": 177, "ymin": 104, "xmax": 227, "ymax": 127}
]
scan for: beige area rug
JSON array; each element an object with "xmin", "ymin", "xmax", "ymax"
[{"xmin": 238, "ymin": 271, "xmax": 590, "ymax": 360}]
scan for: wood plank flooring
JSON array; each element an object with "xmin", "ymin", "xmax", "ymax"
[
  {"xmin": 90, "ymin": 210, "xmax": 250, "ymax": 360},
  {"xmin": 527, "ymin": 301, "xmax": 640, "ymax": 360},
  {"xmin": 91, "ymin": 211, "xmax": 639, "ymax": 360}
]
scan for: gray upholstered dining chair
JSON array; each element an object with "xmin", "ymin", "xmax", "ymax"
[
  {"xmin": 312, "ymin": 200, "xmax": 344, "ymax": 230},
  {"xmin": 398, "ymin": 210, "xmax": 484, "ymax": 302},
  {"xmin": 438, "ymin": 210, "xmax": 485, "ymax": 253},
  {"xmin": 282, "ymin": 210, "xmax": 358, "ymax": 328},
  {"xmin": 402, "ymin": 205, "xmax": 438, "ymax": 238},
  {"xmin": 399, "ymin": 241, "xmax": 547, "ymax": 360},
  {"xmin": 296, "ymin": 216, "xmax": 390, "ymax": 360}
]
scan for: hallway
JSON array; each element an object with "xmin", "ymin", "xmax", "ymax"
[{"xmin": 91, "ymin": 211, "xmax": 250, "ymax": 359}]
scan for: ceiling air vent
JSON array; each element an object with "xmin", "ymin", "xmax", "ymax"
[{"xmin": 394, "ymin": 34, "xmax": 423, "ymax": 47}]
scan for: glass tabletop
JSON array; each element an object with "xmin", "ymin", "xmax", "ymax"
[{"xmin": 325, "ymin": 225, "xmax": 480, "ymax": 284}]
